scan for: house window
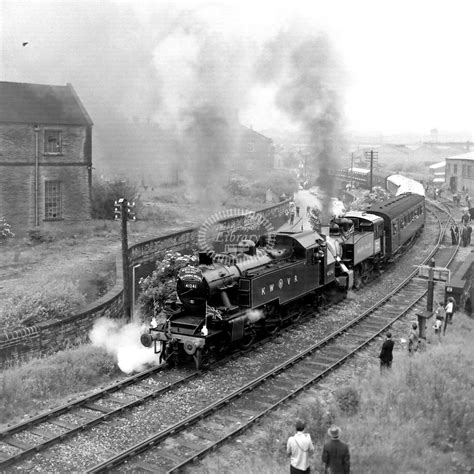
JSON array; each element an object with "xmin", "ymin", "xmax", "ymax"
[
  {"xmin": 247, "ymin": 141, "xmax": 255, "ymax": 153},
  {"xmin": 469, "ymin": 166, "xmax": 473, "ymax": 178},
  {"xmin": 453, "ymin": 164, "xmax": 458, "ymax": 175},
  {"xmin": 45, "ymin": 181, "xmax": 62, "ymax": 219},
  {"xmin": 44, "ymin": 130, "xmax": 62, "ymax": 154},
  {"xmin": 462, "ymin": 165, "xmax": 467, "ymax": 177}
]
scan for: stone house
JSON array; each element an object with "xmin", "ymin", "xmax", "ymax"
[
  {"xmin": 94, "ymin": 116, "xmax": 274, "ymax": 186},
  {"xmin": 234, "ymin": 126, "xmax": 274, "ymax": 178},
  {"xmin": 0, "ymin": 81, "xmax": 93, "ymax": 235},
  {"xmin": 445, "ymin": 151, "xmax": 474, "ymax": 194}
]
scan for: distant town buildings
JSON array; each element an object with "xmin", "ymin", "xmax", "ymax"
[{"xmin": 0, "ymin": 81, "xmax": 93, "ymax": 235}]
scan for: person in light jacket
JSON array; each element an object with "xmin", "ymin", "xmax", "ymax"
[
  {"xmin": 321, "ymin": 426, "xmax": 350, "ymax": 474},
  {"xmin": 287, "ymin": 419, "xmax": 314, "ymax": 473}
]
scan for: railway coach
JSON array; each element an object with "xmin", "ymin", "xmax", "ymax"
[
  {"xmin": 365, "ymin": 193, "xmax": 425, "ymax": 259},
  {"xmin": 331, "ymin": 168, "xmax": 425, "ymax": 197}
]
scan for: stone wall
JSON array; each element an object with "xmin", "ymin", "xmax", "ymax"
[
  {"xmin": 0, "ymin": 201, "xmax": 288, "ymax": 367},
  {"xmin": 0, "ymin": 123, "xmax": 92, "ymax": 234}
]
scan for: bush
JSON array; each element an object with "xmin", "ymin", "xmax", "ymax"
[
  {"xmin": 1, "ymin": 345, "xmax": 120, "ymax": 423},
  {"xmin": 334, "ymin": 385, "xmax": 360, "ymax": 416},
  {"xmin": 0, "ymin": 281, "xmax": 86, "ymax": 330},
  {"xmin": 27, "ymin": 228, "xmax": 56, "ymax": 243},
  {"xmin": 226, "ymin": 176, "xmax": 252, "ymax": 196},
  {"xmin": 250, "ymin": 170, "xmax": 299, "ymax": 201},
  {"xmin": 138, "ymin": 251, "xmax": 198, "ymax": 317},
  {"xmin": 91, "ymin": 177, "xmax": 142, "ymax": 220},
  {"xmin": 0, "ymin": 216, "xmax": 15, "ymax": 242}
]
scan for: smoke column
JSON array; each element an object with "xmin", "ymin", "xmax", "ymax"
[
  {"xmin": 255, "ymin": 31, "xmax": 346, "ymax": 218},
  {"xmin": 90, "ymin": 317, "xmax": 160, "ymax": 374},
  {"xmin": 152, "ymin": 19, "xmax": 255, "ymax": 205}
]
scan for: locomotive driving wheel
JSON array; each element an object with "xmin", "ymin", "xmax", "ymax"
[
  {"xmin": 192, "ymin": 347, "xmax": 210, "ymax": 370},
  {"xmin": 263, "ymin": 302, "xmax": 281, "ymax": 335},
  {"xmin": 239, "ymin": 327, "xmax": 256, "ymax": 349}
]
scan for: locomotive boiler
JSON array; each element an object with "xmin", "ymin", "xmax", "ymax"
[{"xmin": 141, "ymin": 231, "xmax": 352, "ymax": 369}]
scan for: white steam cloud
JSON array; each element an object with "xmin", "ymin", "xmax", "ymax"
[
  {"xmin": 90, "ymin": 317, "xmax": 160, "ymax": 374},
  {"xmin": 246, "ymin": 308, "xmax": 264, "ymax": 323}
]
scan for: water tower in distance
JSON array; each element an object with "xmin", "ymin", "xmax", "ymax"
[{"xmin": 430, "ymin": 128, "xmax": 439, "ymax": 142}]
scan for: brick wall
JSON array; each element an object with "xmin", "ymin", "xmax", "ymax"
[{"xmin": 0, "ymin": 201, "xmax": 288, "ymax": 367}]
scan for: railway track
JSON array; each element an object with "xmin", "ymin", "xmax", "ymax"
[
  {"xmin": 0, "ymin": 311, "xmax": 322, "ymax": 469},
  {"xmin": 0, "ymin": 200, "xmax": 458, "ymax": 472},
  {"xmin": 84, "ymin": 201, "xmax": 459, "ymax": 473}
]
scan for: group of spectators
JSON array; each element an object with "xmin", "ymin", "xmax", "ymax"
[
  {"xmin": 378, "ymin": 296, "xmax": 456, "ymax": 373},
  {"xmin": 287, "ymin": 421, "xmax": 350, "ymax": 474}
]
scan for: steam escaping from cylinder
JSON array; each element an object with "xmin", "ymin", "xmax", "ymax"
[
  {"xmin": 246, "ymin": 308, "xmax": 264, "ymax": 323},
  {"xmin": 89, "ymin": 317, "xmax": 160, "ymax": 374}
]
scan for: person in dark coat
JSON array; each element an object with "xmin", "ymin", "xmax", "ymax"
[
  {"xmin": 321, "ymin": 426, "xmax": 350, "ymax": 474},
  {"xmin": 379, "ymin": 332, "xmax": 394, "ymax": 371},
  {"xmin": 450, "ymin": 225, "xmax": 457, "ymax": 245},
  {"xmin": 461, "ymin": 225, "xmax": 469, "ymax": 247},
  {"xmin": 467, "ymin": 224, "xmax": 472, "ymax": 245}
]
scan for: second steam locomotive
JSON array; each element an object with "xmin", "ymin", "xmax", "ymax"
[{"xmin": 141, "ymin": 192, "xmax": 425, "ymax": 369}]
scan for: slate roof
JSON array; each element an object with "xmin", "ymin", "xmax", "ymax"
[{"xmin": 0, "ymin": 81, "xmax": 93, "ymax": 126}]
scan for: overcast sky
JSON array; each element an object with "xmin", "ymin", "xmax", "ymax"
[{"xmin": 1, "ymin": 0, "xmax": 473, "ymax": 137}]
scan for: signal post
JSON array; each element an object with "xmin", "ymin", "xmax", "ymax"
[
  {"xmin": 415, "ymin": 260, "xmax": 450, "ymax": 339},
  {"xmin": 114, "ymin": 198, "xmax": 136, "ymax": 320}
]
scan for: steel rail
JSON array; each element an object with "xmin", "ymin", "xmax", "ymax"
[{"xmin": 86, "ymin": 201, "xmax": 456, "ymax": 473}]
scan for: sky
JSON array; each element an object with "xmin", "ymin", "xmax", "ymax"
[{"xmin": 1, "ymin": 0, "xmax": 473, "ymax": 138}]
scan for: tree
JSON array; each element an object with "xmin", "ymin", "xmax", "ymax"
[{"xmin": 91, "ymin": 177, "xmax": 142, "ymax": 219}]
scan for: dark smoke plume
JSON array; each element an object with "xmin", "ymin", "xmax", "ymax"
[{"xmin": 255, "ymin": 32, "xmax": 346, "ymax": 218}]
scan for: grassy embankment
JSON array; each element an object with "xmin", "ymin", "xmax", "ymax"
[
  {"xmin": 197, "ymin": 314, "xmax": 474, "ymax": 474},
  {"xmin": 2, "ymin": 315, "xmax": 472, "ymax": 473}
]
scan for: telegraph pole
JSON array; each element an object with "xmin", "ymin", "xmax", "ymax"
[
  {"xmin": 365, "ymin": 150, "xmax": 379, "ymax": 192},
  {"xmin": 350, "ymin": 152, "xmax": 354, "ymax": 189},
  {"xmin": 114, "ymin": 198, "xmax": 136, "ymax": 320}
]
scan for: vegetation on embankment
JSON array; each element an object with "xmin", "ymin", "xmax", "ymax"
[
  {"xmin": 0, "ymin": 345, "xmax": 120, "ymax": 425},
  {"xmin": 196, "ymin": 314, "xmax": 474, "ymax": 474},
  {"xmin": 2, "ymin": 314, "xmax": 472, "ymax": 473}
]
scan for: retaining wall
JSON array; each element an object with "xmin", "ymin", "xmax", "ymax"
[{"xmin": 0, "ymin": 201, "xmax": 288, "ymax": 367}]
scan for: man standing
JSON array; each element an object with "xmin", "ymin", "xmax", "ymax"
[
  {"xmin": 445, "ymin": 297, "xmax": 455, "ymax": 326},
  {"xmin": 408, "ymin": 322, "xmax": 419, "ymax": 355},
  {"xmin": 321, "ymin": 426, "xmax": 350, "ymax": 474},
  {"xmin": 287, "ymin": 420, "xmax": 314, "ymax": 474},
  {"xmin": 379, "ymin": 332, "xmax": 394, "ymax": 371},
  {"xmin": 289, "ymin": 201, "xmax": 296, "ymax": 225}
]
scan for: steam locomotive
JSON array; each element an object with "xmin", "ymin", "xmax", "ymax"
[{"xmin": 141, "ymin": 193, "xmax": 425, "ymax": 369}]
